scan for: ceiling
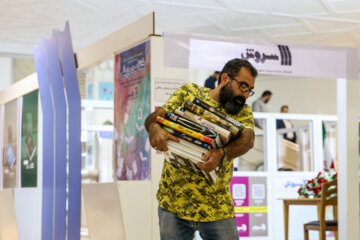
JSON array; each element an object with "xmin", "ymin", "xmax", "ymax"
[{"xmin": 2, "ymin": 0, "xmax": 360, "ymax": 58}]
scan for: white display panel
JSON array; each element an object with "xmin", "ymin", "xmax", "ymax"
[
  {"xmin": 0, "ymin": 189, "xmax": 19, "ymax": 239},
  {"xmin": 83, "ymin": 182, "xmax": 125, "ymax": 240}
]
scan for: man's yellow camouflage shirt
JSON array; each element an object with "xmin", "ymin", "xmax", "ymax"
[{"xmin": 158, "ymin": 83, "xmax": 254, "ymax": 222}]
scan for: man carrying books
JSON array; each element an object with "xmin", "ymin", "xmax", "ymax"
[{"xmin": 145, "ymin": 58, "xmax": 257, "ymax": 240}]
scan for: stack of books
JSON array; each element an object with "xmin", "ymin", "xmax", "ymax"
[{"xmin": 156, "ymin": 98, "xmax": 245, "ymax": 184}]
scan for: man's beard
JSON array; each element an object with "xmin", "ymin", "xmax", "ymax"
[{"xmin": 219, "ymin": 82, "xmax": 246, "ymax": 115}]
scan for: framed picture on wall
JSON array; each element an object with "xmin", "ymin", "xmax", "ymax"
[{"xmin": 3, "ymin": 99, "xmax": 18, "ymax": 188}]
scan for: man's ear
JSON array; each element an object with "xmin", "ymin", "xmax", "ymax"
[{"xmin": 219, "ymin": 73, "xmax": 230, "ymax": 86}]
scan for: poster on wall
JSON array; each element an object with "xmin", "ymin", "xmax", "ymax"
[
  {"xmin": 114, "ymin": 40, "xmax": 151, "ymax": 180},
  {"xmin": 230, "ymin": 176, "xmax": 268, "ymax": 237},
  {"xmin": 21, "ymin": 90, "xmax": 38, "ymax": 187},
  {"xmin": 98, "ymin": 82, "xmax": 114, "ymax": 101},
  {"xmin": 3, "ymin": 99, "xmax": 18, "ymax": 188}
]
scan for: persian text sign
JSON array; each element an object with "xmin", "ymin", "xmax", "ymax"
[
  {"xmin": 154, "ymin": 77, "xmax": 186, "ymax": 103},
  {"xmin": 163, "ymin": 33, "xmax": 358, "ymax": 80},
  {"xmin": 189, "ymin": 39, "xmax": 350, "ymax": 79}
]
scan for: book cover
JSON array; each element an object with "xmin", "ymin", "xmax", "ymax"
[
  {"xmin": 193, "ymin": 98, "xmax": 245, "ymax": 133},
  {"xmin": 175, "ymin": 108, "xmax": 231, "ymax": 144},
  {"xmin": 175, "ymin": 138, "xmax": 208, "ymax": 155},
  {"xmin": 164, "ymin": 112, "xmax": 218, "ymax": 139},
  {"xmin": 162, "ymin": 126, "xmax": 211, "ymax": 150},
  {"xmin": 213, "ymin": 134, "xmax": 224, "ymax": 148},
  {"xmin": 156, "ymin": 116, "xmax": 215, "ymax": 146},
  {"xmin": 163, "ymin": 140, "xmax": 217, "ymax": 183},
  {"xmin": 183, "ymin": 101, "xmax": 240, "ymax": 136}
]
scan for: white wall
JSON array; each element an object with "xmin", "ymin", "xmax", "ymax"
[
  {"xmin": 248, "ymin": 75, "xmax": 337, "ymax": 115},
  {"xmin": 0, "ymin": 57, "xmax": 13, "ymax": 92},
  {"xmin": 189, "ymin": 69, "xmax": 213, "ymax": 87}
]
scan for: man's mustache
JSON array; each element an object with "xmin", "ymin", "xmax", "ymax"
[{"xmin": 233, "ymin": 95, "xmax": 246, "ymax": 105}]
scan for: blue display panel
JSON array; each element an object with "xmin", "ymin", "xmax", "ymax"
[
  {"xmin": 57, "ymin": 23, "xmax": 81, "ymax": 240},
  {"xmin": 44, "ymin": 34, "xmax": 67, "ymax": 240},
  {"xmin": 33, "ymin": 22, "xmax": 81, "ymax": 240},
  {"xmin": 33, "ymin": 42, "xmax": 55, "ymax": 240}
]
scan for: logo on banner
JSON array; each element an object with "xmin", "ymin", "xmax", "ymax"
[
  {"xmin": 277, "ymin": 45, "xmax": 292, "ymax": 66},
  {"xmin": 240, "ymin": 45, "xmax": 292, "ymax": 66},
  {"xmin": 186, "ymin": 37, "xmax": 355, "ymax": 79}
]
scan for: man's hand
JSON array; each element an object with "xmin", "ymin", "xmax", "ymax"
[
  {"xmin": 149, "ymin": 123, "xmax": 179, "ymax": 152},
  {"xmin": 145, "ymin": 108, "xmax": 179, "ymax": 151},
  {"xmin": 197, "ymin": 148, "xmax": 224, "ymax": 173}
]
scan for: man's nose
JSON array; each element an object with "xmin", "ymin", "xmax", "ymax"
[{"xmin": 239, "ymin": 90, "xmax": 249, "ymax": 99}]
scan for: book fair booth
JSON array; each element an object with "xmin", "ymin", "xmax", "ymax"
[{"xmin": 0, "ymin": 13, "xmax": 358, "ymax": 240}]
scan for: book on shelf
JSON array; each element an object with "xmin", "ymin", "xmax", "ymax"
[
  {"xmin": 183, "ymin": 101, "xmax": 240, "ymax": 136},
  {"xmin": 193, "ymin": 98, "xmax": 245, "ymax": 133},
  {"xmin": 175, "ymin": 108, "xmax": 231, "ymax": 144},
  {"xmin": 162, "ymin": 139, "xmax": 218, "ymax": 183}
]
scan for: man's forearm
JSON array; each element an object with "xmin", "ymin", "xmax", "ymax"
[
  {"xmin": 225, "ymin": 128, "xmax": 254, "ymax": 159},
  {"xmin": 145, "ymin": 108, "xmax": 178, "ymax": 151},
  {"xmin": 145, "ymin": 108, "xmax": 166, "ymax": 133}
]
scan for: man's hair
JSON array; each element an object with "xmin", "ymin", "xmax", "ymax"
[
  {"xmin": 261, "ymin": 90, "xmax": 272, "ymax": 97},
  {"xmin": 217, "ymin": 58, "xmax": 258, "ymax": 85},
  {"xmin": 280, "ymin": 105, "xmax": 288, "ymax": 112}
]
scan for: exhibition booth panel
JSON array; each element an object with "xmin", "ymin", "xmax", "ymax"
[
  {"xmin": 0, "ymin": 74, "xmax": 41, "ymax": 240},
  {"xmin": 0, "ymin": 13, "xmax": 359, "ymax": 240}
]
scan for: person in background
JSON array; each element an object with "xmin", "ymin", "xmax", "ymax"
[
  {"xmin": 204, "ymin": 71, "xmax": 220, "ymax": 89},
  {"xmin": 251, "ymin": 90, "xmax": 272, "ymax": 128},
  {"xmin": 145, "ymin": 58, "xmax": 257, "ymax": 240},
  {"xmin": 276, "ymin": 105, "xmax": 296, "ymax": 143}
]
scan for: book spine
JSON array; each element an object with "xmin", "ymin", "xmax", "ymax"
[
  {"xmin": 183, "ymin": 101, "xmax": 240, "ymax": 136},
  {"xmin": 164, "ymin": 112, "xmax": 217, "ymax": 139},
  {"xmin": 162, "ymin": 126, "xmax": 211, "ymax": 150},
  {"xmin": 167, "ymin": 140, "xmax": 207, "ymax": 159},
  {"xmin": 176, "ymin": 139, "xmax": 208, "ymax": 155},
  {"xmin": 156, "ymin": 116, "xmax": 214, "ymax": 145},
  {"xmin": 193, "ymin": 98, "xmax": 245, "ymax": 132},
  {"xmin": 214, "ymin": 134, "xmax": 224, "ymax": 148},
  {"xmin": 176, "ymin": 108, "xmax": 231, "ymax": 144}
]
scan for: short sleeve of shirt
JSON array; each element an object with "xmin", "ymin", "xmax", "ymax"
[{"xmin": 236, "ymin": 105, "xmax": 254, "ymax": 131}]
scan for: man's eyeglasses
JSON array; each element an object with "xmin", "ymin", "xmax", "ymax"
[{"xmin": 230, "ymin": 77, "xmax": 255, "ymax": 96}]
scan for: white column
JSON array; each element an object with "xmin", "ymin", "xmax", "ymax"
[
  {"xmin": 337, "ymin": 78, "xmax": 360, "ymax": 240},
  {"xmin": 0, "ymin": 57, "xmax": 13, "ymax": 91}
]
